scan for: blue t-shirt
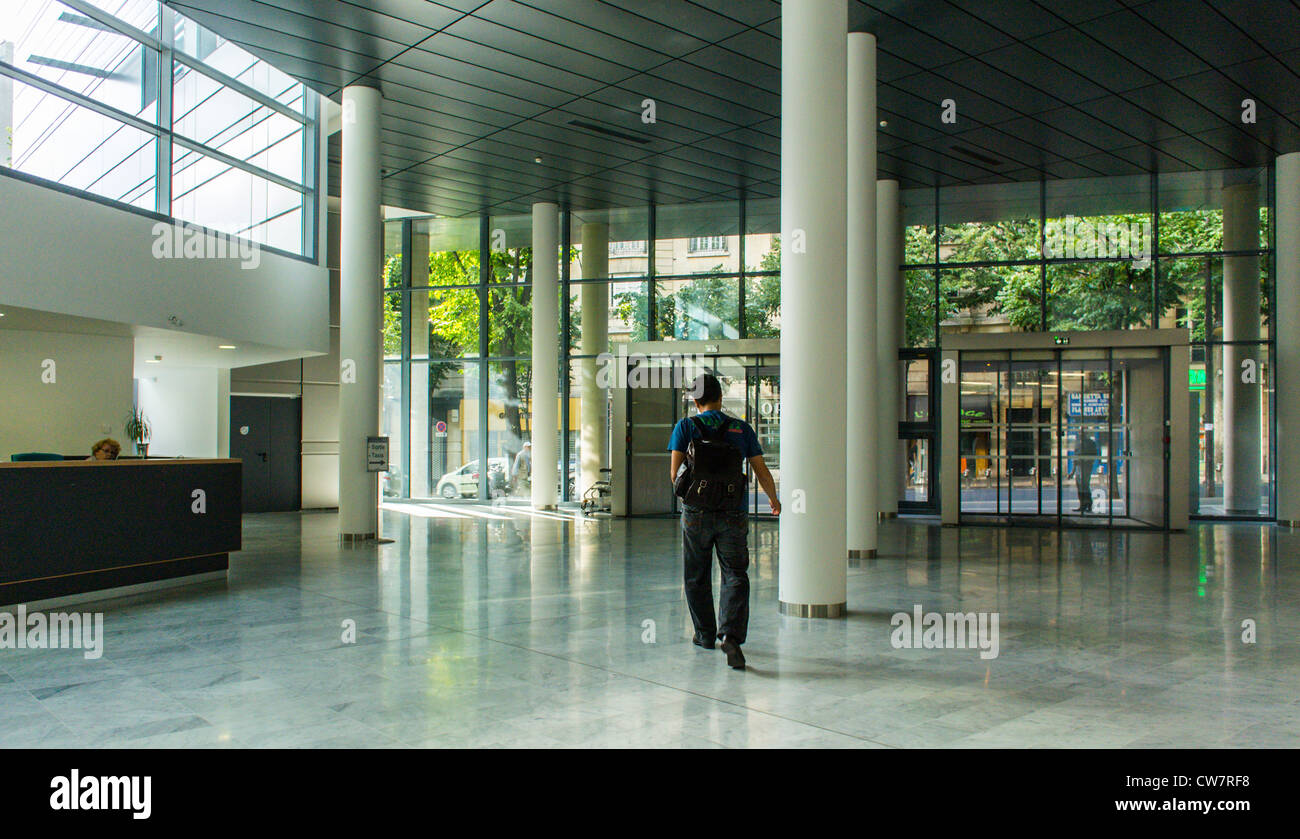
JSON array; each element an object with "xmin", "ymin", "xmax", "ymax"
[{"xmin": 667, "ymin": 410, "xmax": 762, "ymax": 511}]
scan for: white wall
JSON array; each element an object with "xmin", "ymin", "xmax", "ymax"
[
  {"xmin": 0, "ymin": 174, "xmax": 329, "ymax": 356},
  {"xmin": 0, "ymin": 328, "xmax": 133, "ymax": 457},
  {"xmin": 136, "ymin": 367, "xmax": 219, "ymax": 458}
]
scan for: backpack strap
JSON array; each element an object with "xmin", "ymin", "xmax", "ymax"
[
  {"xmin": 692, "ymin": 415, "xmax": 723, "ymax": 442},
  {"xmin": 690, "ymin": 414, "xmax": 737, "ymax": 442}
]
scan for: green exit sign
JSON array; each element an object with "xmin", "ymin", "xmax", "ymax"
[{"xmin": 1189, "ymin": 368, "xmax": 1206, "ymax": 391}]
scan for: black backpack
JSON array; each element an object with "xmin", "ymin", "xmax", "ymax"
[{"xmin": 676, "ymin": 415, "xmax": 747, "ymax": 511}]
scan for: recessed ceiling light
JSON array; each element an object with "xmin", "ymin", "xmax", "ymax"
[
  {"xmin": 534, "ymin": 156, "xmax": 543, "ymax": 163},
  {"xmin": 879, "ymin": 120, "xmax": 888, "ymax": 128},
  {"xmin": 218, "ymin": 344, "xmax": 237, "ymax": 350}
]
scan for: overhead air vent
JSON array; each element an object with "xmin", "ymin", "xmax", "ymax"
[
  {"xmin": 567, "ymin": 119, "xmax": 651, "ymax": 145},
  {"xmin": 948, "ymin": 145, "xmax": 1004, "ymax": 168}
]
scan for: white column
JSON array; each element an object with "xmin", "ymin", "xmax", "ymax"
[
  {"xmin": 779, "ymin": 0, "xmax": 848, "ymax": 618},
  {"xmin": 579, "ymin": 222, "xmax": 609, "ymax": 497},
  {"xmin": 876, "ymin": 179, "xmax": 903, "ymax": 517},
  {"xmin": 1277, "ymin": 153, "xmax": 1300, "ymax": 526},
  {"xmin": 531, "ymin": 202, "xmax": 560, "ymax": 509},
  {"xmin": 216, "ymin": 368, "xmax": 230, "ymax": 458},
  {"xmin": 338, "ymin": 84, "xmax": 382, "ymax": 539},
  {"xmin": 1222, "ymin": 182, "xmax": 1261, "ymax": 514},
  {"xmin": 847, "ymin": 32, "xmax": 878, "ymax": 559}
]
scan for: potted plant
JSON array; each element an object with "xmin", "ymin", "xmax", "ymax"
[{"xmin": 124, "ymin": 408, "xmax": 151, "ymax": 458}]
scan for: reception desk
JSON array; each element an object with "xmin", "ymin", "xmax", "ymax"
[{"xmin": 0, "ymin": 459, "xmax": 241, "ymax": 605}]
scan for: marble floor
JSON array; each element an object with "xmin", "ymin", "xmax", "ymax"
[{"xmin": 3, "ymin": 505, "xmax": 1298, "ymax": 748}]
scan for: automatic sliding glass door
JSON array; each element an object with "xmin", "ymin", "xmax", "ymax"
[
  {"xmin": 958, "ymin": 346, "xmax": 1169, "ymax": 529},
  {"xmin": 959, "ymin": 356, "xmax": 1006, "ymax": 522},
  {"xmin": 1059, "ymin": 351, "xmax": 1111, "ymax": 525},
  {"xmin": 1006, "ymin": 356, "xmax": 1055, "ymax": 523}
]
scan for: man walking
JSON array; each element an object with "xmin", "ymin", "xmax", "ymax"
[{"xmin": 668, "ymin": 373, "xmax": 780, "ymax": 670}]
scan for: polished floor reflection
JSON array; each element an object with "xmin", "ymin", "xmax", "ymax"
[{"xmin": 3, "ymin": 506, "xmax": 1297, "ymax": 748}]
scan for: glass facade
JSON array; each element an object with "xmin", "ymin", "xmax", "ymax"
[
  {"xmin": 384, "ymin": 171, "xmax": 1273, "ymax": 521},
  {"xmin": 0, "ymin": 0, "xmax": 319, "ymax": 258},
  {"xmin": 383, "ymin": 199, "xmax": 781, "ymax": 502},
  {"xmin": 903, "ymin": 167, "xmax": 1275, "ymax": 519}
]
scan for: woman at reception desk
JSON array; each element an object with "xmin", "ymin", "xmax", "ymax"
[
  {"xmin": 0, "ymin": 457, "xmax": 241, "ymax": 605},
  {"xmin": 87, "ymin": 438, "xmax": 121, "ymax": 461}
]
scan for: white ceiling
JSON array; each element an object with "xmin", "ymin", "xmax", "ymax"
[{"xmin": 0, "ymin": 304, "xmax": 320, "ymax": 376}]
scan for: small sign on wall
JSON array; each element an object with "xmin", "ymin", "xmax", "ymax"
[{"xmin": 366, "ymin": 436, "xmax": 389, "ymax": 472}]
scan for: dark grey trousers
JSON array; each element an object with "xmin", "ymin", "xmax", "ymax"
[{"xmin": 681, "ymin": 506, "xmax": 750, "ymax": 645}]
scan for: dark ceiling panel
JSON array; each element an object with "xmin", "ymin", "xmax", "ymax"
[
  {"xmin": 1206, "ymin": 0, "xmax": 1300, "ymax": 54},
  {"xmin": 1119, "ymin": 84, "xmax": 1233, "ymax": 137},
  {"xmin": 1057, "ymin": 150, "xmax": 1144, "ymax": 178},
  {"xmin": 645, "ymin": 61, "xmax": 776, "ymax": 116},
  {"xmin": 932, "ymin": 0, "xmax": 1067, "ymax": 40},
  {"xmin": 1023, "ymin": 28, "xmax": 1160, "ymax": 92},
  {"xmin": 943, "ymin": 125, "xmax": 1061, "ymax": 171},
  {"xmin": 1070, "ymin": 95, "xmax": 1190, "ymax": 145},
  {"xmin": 600, "ymin": 73, "xmax": 770, "ymax": 129},
  {"xmin": 934, "ymin": 57, "xmax": 1078, "ymax": 117},
  {"xmin": 469, "ymin": 1, "xmax": 684, "ymax": 70},
  {"xmin": 440, "ymin": 14, "xmax": 630, "ymax": 82},
  {"xmin": 861, "ymin": 0, "xmax": 1017, "ymax": 56},
  {"xmin": 369, "ymin": 61, "xmax": 554, "ymax": 120},
  {"xmin": 1152, "ymin": 134, "xmax": 1247, "ymax": 170},
  {"xmin": 679, "ymin": 45, "xmax": 779, "ymax": 94},
  {"xmin": 1217, "ymin": 55, "xmax": 1300, "ymax": 114},
  {"xmin": 976, "ymin": 43, "xmax": 1110, "ymax": 106},
  {"xmin": 168, "ymin": 0, "xmax": 1300, "ymax": 215},
  {"xmin": 1130, "ymin": 0, "xmax": 1268, "ymax": 69},
  {"xmin": 410, "ymin": 33, "xmax": 608, "ymax": 100},
  {"xmin": 866, "ymin": 22, "xmax": 967, "ymax": 74},
  {"xmin": 1074, "ymin": 10, "xmax": 1212, "ymax": 82},
  {"xmin": 165, "ymin": 0, "xmax": 425, "ymax": 64},
  {"xmin": 524, "ymin": 0, "xmax": 716, "ymax": 57},
  {"xmin": 1026, "ymin": 0, "xmax": 1127, "ymax": 25},
  {"xmin": 711, "ymin": 29, "xmax": 779, "ymax": 72},
  {"xmin": 684, "ymin": 0, "xmax": 779, "ymax": 28},
  {"xmin": 992, "ymin": 113, "xmax": 1121, "ymax": 163},
  {"xmin": 888, "ymin": 71, "xmax": 1023, "ymax": 127},
  {"xmin": 1190, "ymin": 125, "xmax": 1282, "ymax": 165},
  {"xmin": 1029, "ymin": 105, "xmax": 1159, "ymax": 160},
  {"xmin": 548, "ymin": 96, "xmax": 706, "ymax": 148},
  {"xmin": 1172, "ymin": 70, "xmax": 1279, "ymax": 127},
  {"xmin": 598, "ymin": 0, "xmax": 753, "ymax": 43}
]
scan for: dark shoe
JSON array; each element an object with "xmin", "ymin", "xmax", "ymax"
[
  {"xmin": 692, "ymin": 634, "xmax": 715, "ymax": 650},
  {"xmin": 720, "ymin": 638, "xmax": 745, "ymax": 670}
]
